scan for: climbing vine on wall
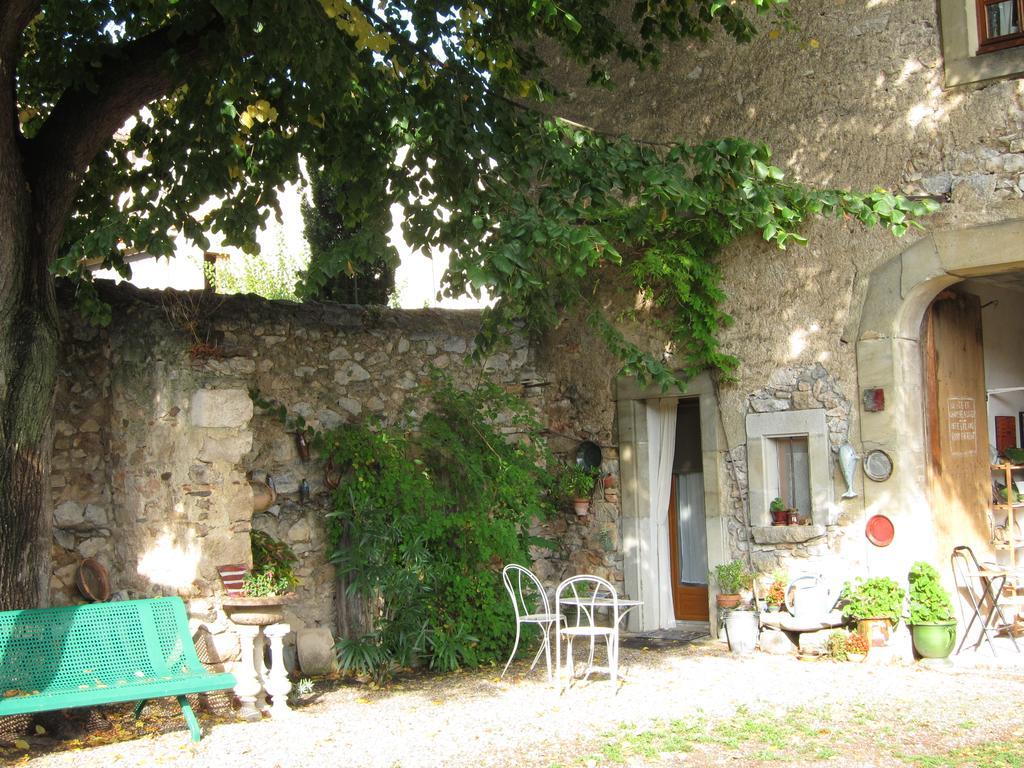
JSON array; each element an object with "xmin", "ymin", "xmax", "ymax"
[
  {"xmin": 256, "ymin": 371, "xmax": 559, "ymax": 681},
  {"xmin": 436, "ymin": 129, "xmax": 940, "ymax": 390}
]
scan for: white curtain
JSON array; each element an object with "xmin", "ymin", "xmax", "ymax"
[{"xmin": 646, "ymin": 398, "xmax": 678, "ymax": 629}]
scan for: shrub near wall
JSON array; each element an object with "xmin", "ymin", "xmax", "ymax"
[{"xmin": 308, "ymin": 371, "xmax": 558, "ymax": 681}]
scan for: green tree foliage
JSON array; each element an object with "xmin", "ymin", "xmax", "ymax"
[
  {"xmin": 2, "ymin": 0, "xmax": 936, "ymax": 608},
  {"xmin": 311, "ymin": 372, "xmax": 558, "ymax": 681},
  {"xmin": 205, "ymin": 231, "xmax": 309, "ymax": 302},
  {"xmin": 20, "ymin": 0, "xmax": 929, "ymax": 387},
  {"xmin": 301, "ymin": 164, "xmax": 395, "ymax": 305}
]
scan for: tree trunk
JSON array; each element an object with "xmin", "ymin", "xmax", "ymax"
[{"xmin": 0, "ymin": 179, "xmax": 60, "ymax": 611}]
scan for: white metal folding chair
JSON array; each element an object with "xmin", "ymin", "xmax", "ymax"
[
  {"xmin": 555, "ymin": 574, "xmax": 620, "ymax": 685},
  {"xmin": 501, "ymin": 564, "xmax": 562, "ymax": 681}
]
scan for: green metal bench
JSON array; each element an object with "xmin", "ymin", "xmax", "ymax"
[{"xmin": 0, "ymin": 596, "xmax": 236, "ymax": 742}]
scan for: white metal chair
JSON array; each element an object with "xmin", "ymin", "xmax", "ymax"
[
  {"xmin": 555, "ymin": 574, "xmax": 620, "ymax": 685},
  {"xmin": 501, "ymin": 564, "xmax": 562, "ymax": 681}
]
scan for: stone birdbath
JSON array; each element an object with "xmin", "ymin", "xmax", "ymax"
[{"xmin": 222, "ymin": 594, "xmax": 295, "ymax": 721}]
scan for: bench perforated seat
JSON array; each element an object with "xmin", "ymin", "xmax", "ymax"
[{"xmin": 0, "ymin": 597, "xmax": 236, "ymax": 741}]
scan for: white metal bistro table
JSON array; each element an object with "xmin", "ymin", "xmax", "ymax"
[{"xmin": 557, "ymin": 596, "xmax": 643, "ymax": 624}]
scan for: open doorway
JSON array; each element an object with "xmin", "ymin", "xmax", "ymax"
[
  {"xmin": 667, "ymin": 399, "xmax": 710, "ymax": 621},
  {"xmin": 923, "ymin": 276, "xmax": 1024, "ymax": 567}
]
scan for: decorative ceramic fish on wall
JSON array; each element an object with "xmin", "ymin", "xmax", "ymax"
[{"xmin": 838, "ymin": 443, "xmax": 859, "ymax": 499}]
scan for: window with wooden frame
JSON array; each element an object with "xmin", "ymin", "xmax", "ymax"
[{"xmin": 976, "ymin": 0, "xmax": 1024, "ymax": 53}]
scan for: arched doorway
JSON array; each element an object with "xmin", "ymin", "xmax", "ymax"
[{"xmin": 856, "ymin": 219, "xmax": 1024, "ymax": 573}]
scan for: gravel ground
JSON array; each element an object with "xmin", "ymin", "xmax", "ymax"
[{"xmin": 5, "ymin": 637, "xmax": 1024, "ymax": 768}]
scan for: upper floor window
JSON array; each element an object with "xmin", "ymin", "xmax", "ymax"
[
  {"xmin": 977, "ymin": 0, "xmax": 1024, "ymax": 53},
  {"xmin": 941, "ymin": 0, "xmax": 1024, "ymax": 86}
]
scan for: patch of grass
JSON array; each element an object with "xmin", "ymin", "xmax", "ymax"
[
  {"xmin": 583, "ymin": 719, "xmax": 704, "ymax": 765},
  {"xmin": 899, "ymin": 740, "xmax": 1024, "ymax": 768},
  {"xmin": 581, "ymin": 706, "xmax": 846, "ymax": 765}
]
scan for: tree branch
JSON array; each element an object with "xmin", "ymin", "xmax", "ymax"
[
  {"xmin": 0, "ymin": 1, "xmax": 41, "ymax": 159},
  {"xmin": 0, "ymin": 0, "xmax": 40, "ymax": 63},
  {"xmin": 26, "ymin": 6, "xmax": 224, "ymax": 260}
]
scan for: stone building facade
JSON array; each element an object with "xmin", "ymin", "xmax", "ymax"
[
  {"xmin": 49, "ymin": 0, "xmax": 1024, "ymax": 660},
  {"xmin": 542, "ymin": 0, "xmax": 1024, "ymax": 631}
]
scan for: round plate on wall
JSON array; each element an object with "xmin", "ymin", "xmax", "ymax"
[
  {"xmin": 863, "ymin": 449, "xmax": 894, "ymax": 482},
  {"xmin": 866, "ymin": 514, "xmax": 895, "ymax": 547}
]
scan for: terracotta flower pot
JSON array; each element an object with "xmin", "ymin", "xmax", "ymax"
[
  {"xmin": 716, "ymin": 593, "xmax": 741, "ymax": 609},
  {"xmin": 857, "ymin": 617, "xmax": 892, "ymax": 648}
]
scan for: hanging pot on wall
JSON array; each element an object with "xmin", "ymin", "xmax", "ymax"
[
  {"xmin": 250, "ymin": 474, "xmax": 277, "ymax": 512},
  {"xmin": 572, "ymin": 498, "xmax": 591, "ymax": 519}
]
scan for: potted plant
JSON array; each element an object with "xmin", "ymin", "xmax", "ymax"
[
  {"xmin": 713, "ymin": 559, "xmax": 753, "ymax": 609},
  {"xmin": 845, "ymin": 630, "xmax": 869, "ymax": 661},
  {"xmin": 839, "ymin": 576, "xmax": 905, "ymax": 649},
  {"xmin": 222, "ymin": 530, "xmax": 299, "ymax": 625},
  {"xmin": 907, "ymin": 561, "xmax": 957, "ymax": 659},
  {"xmin": 769, "ymin": 497, "xmax": 790, "ymax": 526},
  {"xmin": 560, "ymin": 461, "xmax": 599, "ymax": 518},
  {"xmin": 825, "ymin": 630, "xmax": 850, "ymax": 661},
  {"xmin": 764, "ymin": 570, "xmax": 787, "ymax": 613}
]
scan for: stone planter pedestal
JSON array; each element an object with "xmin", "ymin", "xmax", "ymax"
[{"xmin": 223, "ymin": 595, "xmax": 295, "ymax": 720}]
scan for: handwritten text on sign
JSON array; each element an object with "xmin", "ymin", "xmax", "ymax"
[{"xmin": 947, "ymin": 397, "xmax": 977, "ymax": 457}]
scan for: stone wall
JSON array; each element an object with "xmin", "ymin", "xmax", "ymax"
[{"xmin": 51, "ymin": 283, "xmax": 623, "ymax": 672}]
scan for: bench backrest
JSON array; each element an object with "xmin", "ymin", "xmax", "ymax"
[{"xmin": 0, "ymin": 597, "xmax": 203, "ymax": 695}]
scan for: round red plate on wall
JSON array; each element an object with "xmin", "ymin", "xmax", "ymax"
[{"xmin": 865, "ymin": 514, "xmax": 895, "ymax": 547}]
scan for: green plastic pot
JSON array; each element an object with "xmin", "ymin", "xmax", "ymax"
[{"xmin": 911, "ymin": 621, "xmax": 957, "ymax": 659}]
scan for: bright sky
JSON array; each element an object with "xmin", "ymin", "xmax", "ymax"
[{"xmin": 102, "ymin": 183, "xmax": 488, "ymax": 310}]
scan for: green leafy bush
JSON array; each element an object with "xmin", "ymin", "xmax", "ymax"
[
  {"xmin": 839, "ymin": 576, "xmax": 906, "ymax": 625},
  {"xmin": 907, "ymin": 561, "xmax": 955, "ymax": 624},
  {"xmin": 242, "ymin": 570, "xmax": 293, "ymax": 597},
  {"xmin": 713, "ymin": 559, "xmax": 753, "ymax": 595},
  {"xmin": 559, "ymin": 462, "xmax": 599, "ymax": 500},
  {"xmin": 314, "ymin": 371, "xmax": 558, "ymax": 682}
]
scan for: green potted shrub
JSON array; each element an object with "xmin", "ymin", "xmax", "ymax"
[
  {"xmin": 714, "ymin": 560, "xmax": 757, "ymax": 653},
  {"xmin": 907, "ymin": 561, "xmax": 957, "ymax": 659},
  {"xmin": 769, "ymin": 497, "xmax": 790, "ymax": 526},
  {"xmin": 560, "ymin": 461, "xmax": 599, "ymax": 518},
  {"xmin": 713, "ymin": 559, "xmax": 753, "ymax": 609},
  {"xmin": 839, "ymin": 576, "xmax": 905, "ymax": 649}
]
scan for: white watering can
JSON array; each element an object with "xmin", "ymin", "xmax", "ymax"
[{"xmin": 784, "ymin": 574, "xmax": 834, "ymax": 621}]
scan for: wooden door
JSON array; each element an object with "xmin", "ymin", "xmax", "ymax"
[
  {"xmin": 923, "ymin": 289, "xmax": 992, "ymax": 556},
  {"xmin": 667, "ymin": 480, "xmax": 710, "ymax": 620},
  {"xmin": 667, "ymin": 399, "xmax": 709, "ymax": 621}
]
